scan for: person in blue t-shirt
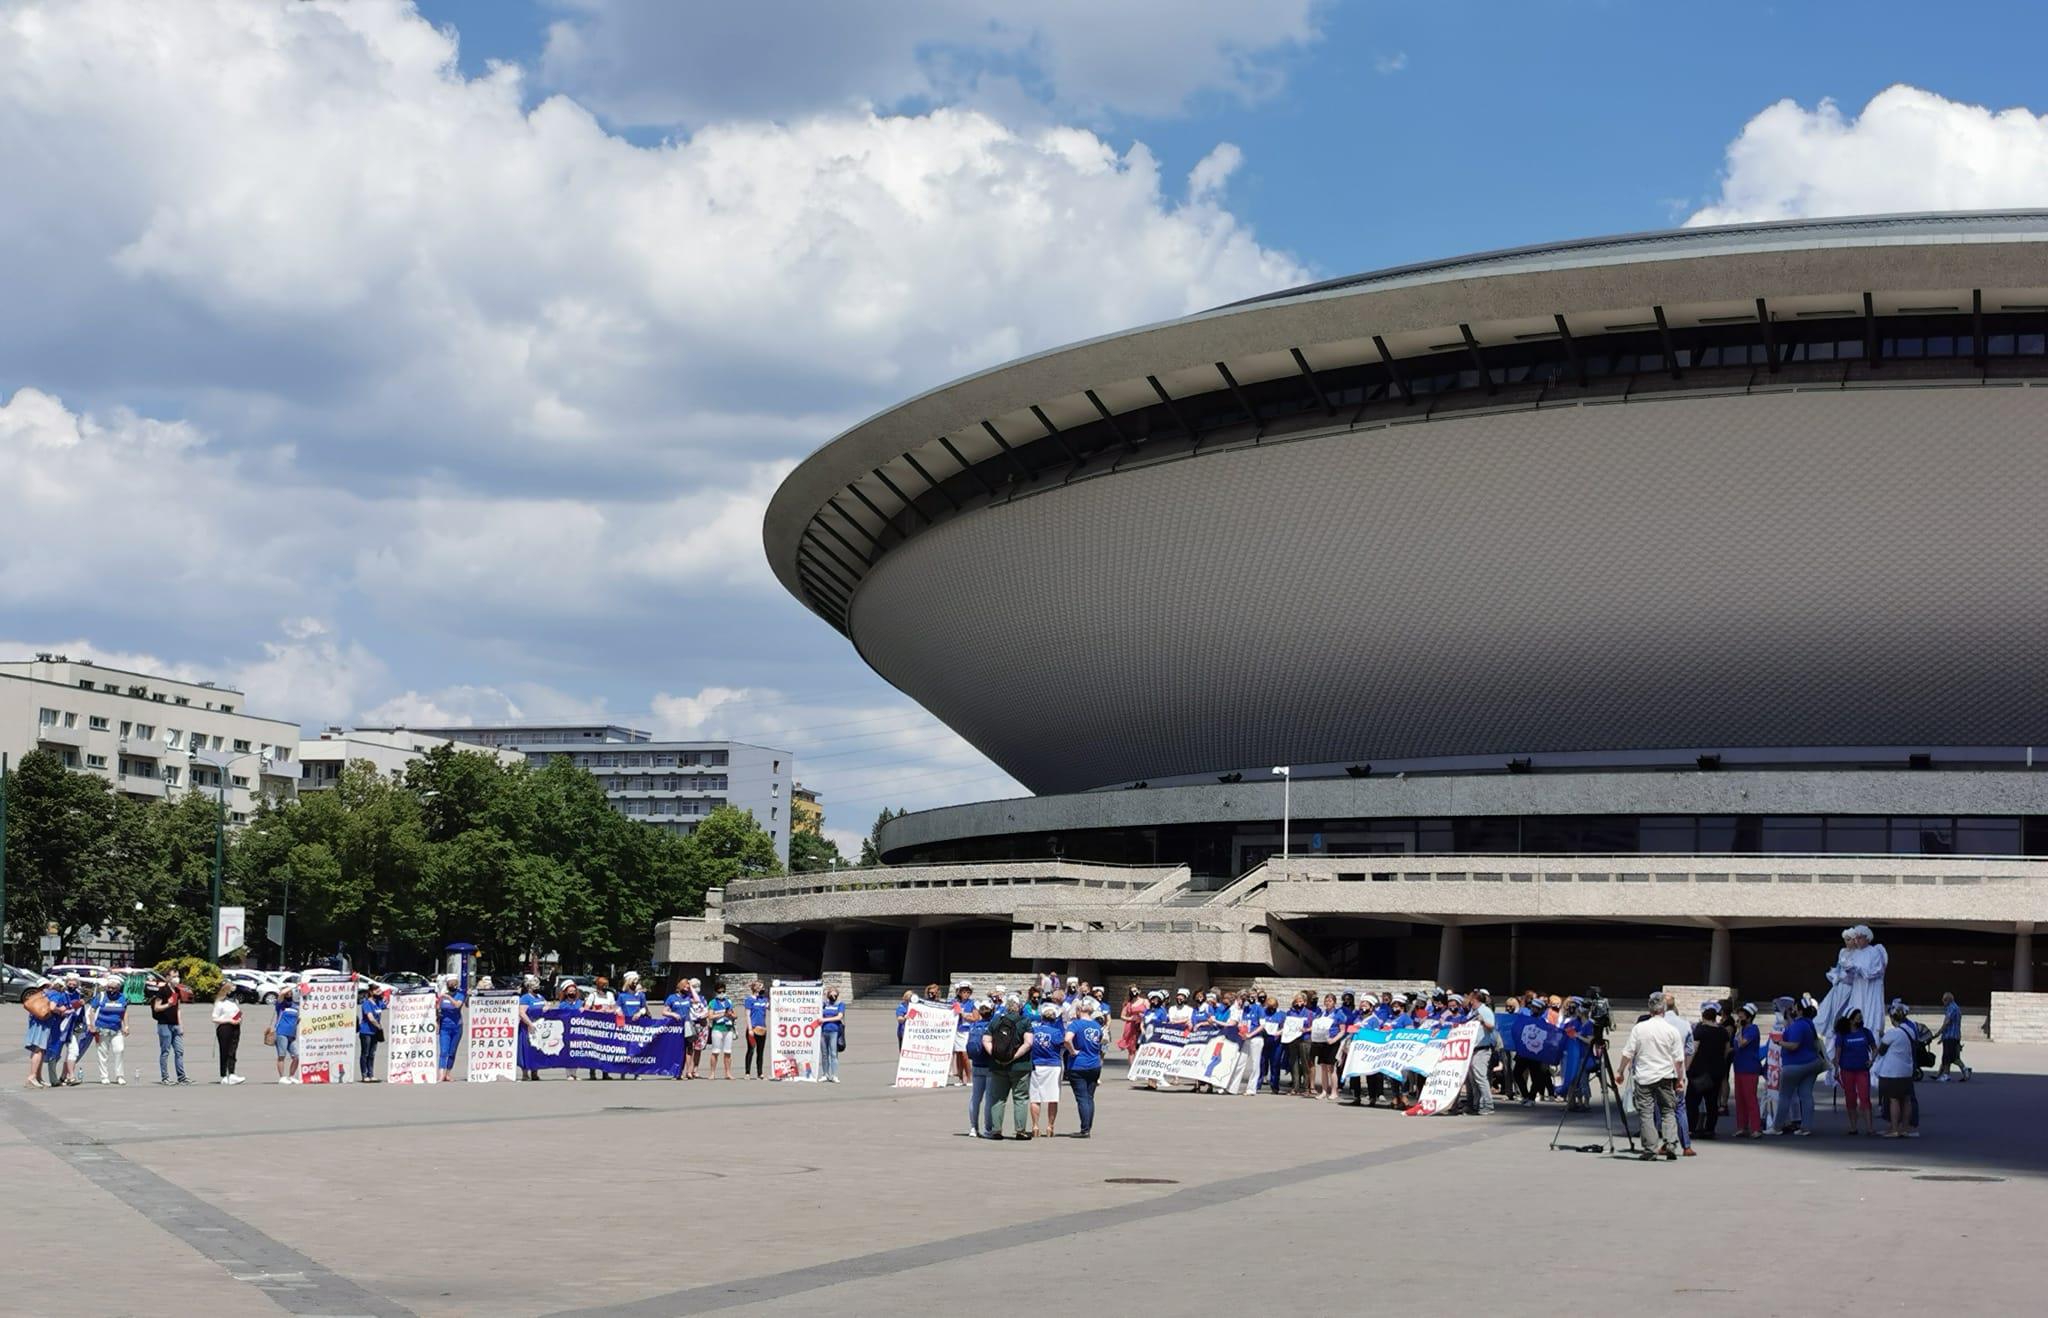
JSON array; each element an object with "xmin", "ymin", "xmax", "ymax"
[
  {"xmin": 88, "ymin": 982, "xmax": 129, "ymax": 1086},
  {"xmin": 896, "ymin": 991, "xmax": 913, "ymax": 1048},
  {"xmin": 818, "ymin": 989, "xmax": 845, "ymax": 1083},
  {"xmin": 1830, "ymin": 1009, "xmax": 1877, "ymax": 1135},
  {"xmin": 1232, "ymin": 996, "xmax": 1266, "ymax": 1096},
  {"xmin": 706, "ymin": 991, "xmax": 737, "ymax": 1080},
  {"xmin": 1775, "ymin": 1001, "xmax": 1824, "ymax": 1134},
  {"xmin": 273, "ymin": 989, "xmax": 300, "ymax": 1084},
  {"xmin": 742, "ymin": 982, "xmax": 771, "ymax": 1080},
  {"xmin": 962, "ymin": 1001, "xmax": 995, "ymax": 1137},
  {"xmin": 1064, "ymin": 1014, "xmax": 1105, "ymax": 1136},
  {"xmin": 1027, "ymin": 1012, "xmax": 1066, "ymax": 1136},
  {"xmin": 436, "ymin": 978, "xmax": 466, "ymax": 1082},
  {"xmin": 357, "ymin": 987, "xmax": 385, "ymax": 1083},
  {"xmin": 1729, "ymin": 1003, "xmax": 1764, "ymax": 1137},
  {"xmin": 617, "ymin": 972, "xmax": 649, "ymax": 1021},
  {"xmin": 521, "ymin": 975, "xmax": 549, "ymax": 1081}
]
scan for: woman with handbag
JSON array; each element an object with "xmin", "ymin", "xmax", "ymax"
[
  {"xmin": 819, "ymin": 987, "xmax": 845, "ymax": 1083},
  {"xmin": 21, "ymin": 984, "xmax": 55, "ymax": 1089}
]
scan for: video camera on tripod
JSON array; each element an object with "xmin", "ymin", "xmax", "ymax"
[{"xmin": 1579, "ymin": 986, "xmax": 1614, "ymax": 1045}]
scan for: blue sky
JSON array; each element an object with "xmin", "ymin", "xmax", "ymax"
[{"xmin": 6, "ymin": 0, "xmax": 2048, "ymax": 851}]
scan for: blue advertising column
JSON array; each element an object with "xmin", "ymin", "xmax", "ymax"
[{"xmin": 446, "ymin": 942, "xmax": 477, "ymax": 994}]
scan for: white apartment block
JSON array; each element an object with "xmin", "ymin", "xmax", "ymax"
[
  {"xmin": 360, "ymin": 723, "xmax": 793, "ymax": 867},
  {"xmin": 299, "ymin": 727, "xmax": 527, "ymax": 790},
  {"xmin": 0, "ymin": 654, "xmax": 301, "ymax": 821}
]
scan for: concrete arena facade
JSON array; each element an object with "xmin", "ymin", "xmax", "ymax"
[{"xmin": 752, "ymin": 214, "xmax": 2048, "ymax": 997}]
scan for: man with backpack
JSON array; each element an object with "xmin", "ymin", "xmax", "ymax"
[{"xmin": 981, "ymin": 993, "xmax": 1033, "ymax": 1139}]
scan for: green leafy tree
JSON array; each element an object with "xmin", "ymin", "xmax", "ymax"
[
  {"xmin": 858, "ymin": 807, "xmax": 903, "ymax": 867},
  {"xmin": 787, "ymin": 828, "xmax": 844, "ymax": 873},
  {"xmin": 0, "ymin": 750, "xmax": 148, "ymax": 962},
  {"xmin": 688, "ymin": 805, "xmax": 782, "ymax": 892}
]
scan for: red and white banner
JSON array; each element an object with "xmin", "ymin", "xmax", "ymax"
[
  {"xmin": 1406, "ymin": 1022, "xmax": 1481, "ymax": 1115},
  {"xmin": 892, "ymin": 1001, "xmax": 957, "ymax": 1088},
  {"xmin": 296, "ymin": 977, "xmax": 357, "ymax": 1084},
  {"xmin": 386, "ymin": 991, "xmax": 439, "ymax": 1084},
  {"xmin": 769, "ymin": 980, "xmax": 824, "ymax": 1081},
  {"xmin": 466, "ymin": 991, "xmax": 520, "ymax": 1082}
]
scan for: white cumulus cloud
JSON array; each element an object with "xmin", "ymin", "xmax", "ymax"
[{"xmin": 1690, "ymin": 85, "xmax": 2048, "ymax": 225}]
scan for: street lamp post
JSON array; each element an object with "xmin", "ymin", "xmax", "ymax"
[
  {"xmin": 1270, "ymin": 766, "xmax": 1291, "ymax": 878},
  {"xmin": 191, "ymin": 751, "xmax": 265, "ymax": 961}
]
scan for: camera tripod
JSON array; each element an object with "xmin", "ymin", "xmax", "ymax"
[{"xmin": 1548, "ymin": 1041, "xmax": 1639, "ymax": 1155}]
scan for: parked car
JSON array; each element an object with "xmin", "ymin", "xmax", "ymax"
[
  {"xmin": 383, "ymin": 970, "xmax": 434, "ymax": 992},
  {"xmin": 42, "ymin": 962, "xmax": 123, "ymax": 992},
  {"xmin": 3, "ymin": 963, "xmax": 48, "ymax": 1003},
  {"xmin": 223, "ymin": 969, "xmax": 289, "ymax": 1004}
]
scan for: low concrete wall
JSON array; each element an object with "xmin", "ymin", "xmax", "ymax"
[
  {"xmin": 821, "ymin": 971, "xmax": 892, "ymax": 1002},
  {"xmin": 1989, "ymin": 991, "xmax": 2048, "ymax": 1042},
  {"xmin": 1662, "ymin": 984, "xmax": 1734, "ymax": 1021}
]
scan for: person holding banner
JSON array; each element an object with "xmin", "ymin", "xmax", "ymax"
[
  {"xmin": 1464, "ymin": 989, "xmax": 1497, "ymax": 1115},
  {"xmin": 618, "ymin": 972, "xmax": 648, "ymax": 1022},
  {"xmin": 819, "ymin": 987, "xmax": 845, "ymax": 1083},
  {"xmin": 520, "ymin": 976, "xmax": 548, "ymax": 1081},
  {"xmin": 435, "ymin": 976, "xmax": 466, "ymax": 1082},
  {"xmin": 272, "ymin": 986, "xmax": 300, "ymax": 1084},
  {"xmin": 358, "ymin": 986, "xmax": 384, "ymax": 1083},
  {"xmin": 739, "ymin": 980, "xmax": 765, "ymax": 1080}
]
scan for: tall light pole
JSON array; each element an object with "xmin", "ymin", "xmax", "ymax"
[
  {"xmin": 1270, "ymin": 766, "xmax": 1291, "ymax": 876},
  {"xmin": 1, "ymin": 752, "xmax": 10, "ymax": 966},
  {"xmin": 190, "ymin": 750, "xmax": 265, "ymax": 961}
]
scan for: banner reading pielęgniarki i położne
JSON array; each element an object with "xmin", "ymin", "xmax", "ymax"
[{"xmin": 769, "ymin": 980, "xmax": 824, "ymax": 1081}]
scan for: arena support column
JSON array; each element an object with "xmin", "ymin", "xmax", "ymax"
[
  {"xmin": 2018, "ymin": 924, "xmax": 2037, "ymax": 993},
  {"xmin": 902, "ymin": 925, "xmax": 939, "ymax": 987},
  {"xmin": 1709, "ymin": 924, "xmax": 1733, "ymax": 988},
  {"xmin": 1435, "ymin": 924, "xmax": 1465, "ymax": 988}
]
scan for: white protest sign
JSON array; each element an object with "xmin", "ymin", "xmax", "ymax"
[
  {"xmin": 385, "ymin": 992, "xmax": 439, "ymax": 1084},
  {"xmin": 467, "ymin": 990, "xmax": 521, "ymax": 1082},
  {"xmin": 892, "ymin": 1001, "xmax": 957, "ymax": 1088},
  {"xmin": 1169, "ymin": 1032, "xmax": 1240, "ymax": 1087},
  {"xmin": 296, "ymin": 978, "xmax": 357, "ymax": 1084},
  {"xmin": 769, "ymin": 980, "xmax": 824, "ymax": 1081},
  {"xmin": 1407, "ymin": 1022, "xmax": 1480, "ymax": 1115},
  {"xmin": 1127, "ymin": 1038, "xmax": 1182, "ymax": 1087}
]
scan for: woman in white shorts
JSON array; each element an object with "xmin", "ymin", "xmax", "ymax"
[{"xmin": 705, "ymin": 988, "xmax": 736, "ymax": 1079}]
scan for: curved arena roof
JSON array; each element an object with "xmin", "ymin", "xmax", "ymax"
[{"xmin": 765, "ymin": 213, "xmax": 2048, "ymax": 795}]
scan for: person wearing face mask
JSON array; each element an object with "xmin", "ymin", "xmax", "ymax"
[{"xmin": 1231, "ymin": 991, "xmax": 1267, "ymax": 1096}]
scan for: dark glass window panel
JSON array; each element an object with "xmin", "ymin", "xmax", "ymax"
[
  {"xmin": 1417, "ymin": 819, "xmax": 1454, "ymax": 853},
  {"xmin": 1696, "ymin": 816, "xmax": 1741, "ymax": 853},
  {"xmin": 1640, "ymin": 816, "xmax": 1696, "ymax": 853},
  {"xmin": 1761, "ymin": 815, "xmax": 1824, "ymax": 852},
  {"xmin": 1955, "ymin": 817, "xmax": 2020, "ymax": 855},
  {"xmin": 2026, "ymin": 334, "xmax": 2047, "ymax": 355},
  {"xmin": 1824, "ymin": 817, "xmax": 1887, "ymax": 854},
  {"xmin": 1454, "ymin": 817, "xmax": 1519, "ymax": 852}
]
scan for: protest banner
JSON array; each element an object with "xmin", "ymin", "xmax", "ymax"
[
  {"xmin": 1341, "ymin": 1027, "xmax": 1441, "ymax": 1083},
  {"xmin": 519, "ymin": 1008, "xmax": 684, "ymax": 1077},
  {"xmin": 385, "ymin": 991, "xmax": 439, "ymax": 1084},
  {"xmin": 1168, "ymin": 1026, "xmax": 1240, "ymax": 1087},
  {"xmin": 466, "ymin": 990, "xmax": 520, "ymax": 1082},
  {"xmin": 296, "ymin": 977, "xmax": 357, "ymax": 1083},
  {"xmin": 892, "ymin": 1001, "xmax": 957, "ymax": 1088},
  {"xmin": 1406, "ymin": 1022, "xmax": 1480, "ymax": 1115},
  {"xmin": 1127, "ymin": 1024, "xmax": 1187, "ymax": 1087},
  {"xmin": 1763, "ymin": 1031, "xmax": 1784, "ymax": 1129},
  {"xmin": 769, "ymin": 980, "xmax": 824, "ymax": 1081}
]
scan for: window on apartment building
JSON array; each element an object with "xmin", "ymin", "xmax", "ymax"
[
  {"xmin": 86, "ymin": 754, "xmax": 107, "ymax": 769},
  {"xmin": 58, "ymin": 750, "xmax": 79, "ymax": 769},
  {"xmin": 135, "ymin": 723, "xmax": 155, "ymax": 739},
  {"xmin": 231, "ymin": 811, "xmax": 247, "ymax": 824},
  {"xmin": 165, "ymin": 729, "xmax": 183, "ymax": 749},
  {"xmin": 772, "ymin": 759, "xmax": 780, "ymax": 773},
  {"xmin": 128, "ymin": 686, "xmax": 145, "ymax": 697},
  {"xmin": 233, "ymin": 739, "xmax": 250, "ymax": 753},
  {"xmin": 231, "ymin": 775, "xmax": 249, "ymax": 788},
  {"xmin": 220, "ymin": 705, "xmax": 234, "ymax": 714},
  {"xmin": 174, "ymin": 696, "xmax": 189, "ymax": 706},
  {"xmin": 771, "ymin": 781, "xmax": 779, "ymax": 795},
  {"xmin": 102, "ymin": 684, "xmax": 118, "ymax": 693},
  {"xmin": 63, "ymin": 712, "xmax": 78, "ymax": 728},
  {"xmin": 771, "ymin": 806, "xmax": 777, "ymax": 820},
  {"xmin": 89, "ymin": 716, "xmax": 109, "ymax": 730},
  {"xmin": 38, "ymin": 707, "xmax": 58, "ymax": 725},
  {"xmin": 656, "ymin": 754, "xmax": 676, "ymax": 766},
  {"xmin": 78, "ymin": 679, "xmax": 94, "ymax": 689},
  {"xmin": 152, "ymin": 693, "xmax": 166, "ymax": 702},
  {"xmin": 163, "ymin": 766, "xmax": 181, "ymax": 786},
  {"xmin": 120, "ymin": 720, "xmax": 132, "ymax": 737}
]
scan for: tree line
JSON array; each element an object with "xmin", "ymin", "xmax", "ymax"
[{"xmin": 1, "ymin": 745, "xmax": 781, "ymax": 974}]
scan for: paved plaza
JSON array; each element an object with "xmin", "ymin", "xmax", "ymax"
[{"xmin": 6, "ymin": 1002, "xmax": 2043, "ymax": 1317}]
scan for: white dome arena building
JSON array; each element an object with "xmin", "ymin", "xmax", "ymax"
[{"xmin": 752, "ymin": 214, "xmax": 2048, "ymax": 1003}]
